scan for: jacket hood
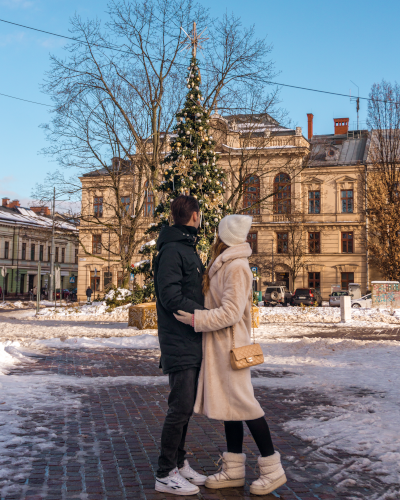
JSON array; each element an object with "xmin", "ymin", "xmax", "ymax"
[
  {"xmin": 156, "ymin": 224, "xmax": 198, "ymax": 251},
  {"xmin": 209, "ymin": 242, "xmax": 252, "ymax": 279}
]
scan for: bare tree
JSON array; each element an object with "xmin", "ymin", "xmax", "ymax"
[
  {"xmin": 36, "ymin": 0, "xmax": 281, "ymax": 285},
  {"xmin": 366, "ymin": 80, "xmax": 400, "ymax": 281}
]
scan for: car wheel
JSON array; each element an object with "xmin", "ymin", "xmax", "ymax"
[{"xmin": 352, "ymin": 303, "xmax": 361, "ymax": 308}]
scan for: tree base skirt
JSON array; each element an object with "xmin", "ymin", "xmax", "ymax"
[
  {"xmin": 251, "ymin": 306, "xmax": 260, "ymax": 328},
  {"xmin": 129, "ymin": 302, "xmax": 158, "ymax": 329}
]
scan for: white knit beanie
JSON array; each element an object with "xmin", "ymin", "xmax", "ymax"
[{"xmin": 218, "ymin": 214, "xmax": 253, "ymax": 247}]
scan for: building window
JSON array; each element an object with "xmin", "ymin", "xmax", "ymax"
[
  {"xmin": 92, "ymin": 234, "xmax": 102, "ymax": 254},
  {"xmin": 341, "ymin": 272, "xmax": 354, "ymax": 290},
  {"xmin": 243, "ymin": 175, "xmax": 260, "ymax": 215},
  {"xmin": 75, "ymin": 248, "xmax": 78, "ymax": 264},
  {"xmin": 144, "ymin": 183, "xmax": 154, "ymax": 216},
  {"xmin": 247, "ymin": 232, "xmax": 258, "ymax": 253},
  {"xmin": 308, "ymin": 232, "xmax": 321, "ymax": 253},
  {"xmin": 341, "ymin": 190, "xmax": 353, "ymax": 213},
  {"xmin": 55, "ymin": 247, "xmax": 59, "ymax": 263},
  {"xmin": 277, "ymin": 232, "xmax": 288, "ymax": 254},
  {"xmin": 39, "ymin": 245, "xmax": 44, "ymax": 262},
  {"xmin": 121, "ymin": 196, "xmax": 130, "ymax": 212},
  {"xmin": 308, "ymin": 191, "xmax": 320, "ymax": 214},
  {"xmin": 30, "ymin": 244, "xmax": 35, "ymax": 261},
  {"xmin": 94, "ymin": 196, "xmax": 103, "ymax": 218},
  {"xmin": 308, "ymin": 272, "xmax": 320, "ymax": 291},
  {"xmin": 21, "ymin": 242, "xmax": 26, "ymax": 260},
  {"xmin": 48, "ymin": 247, "xmax": 51, "ymax": 262},
  {"xmin": 341, "ymin": 232, "xmax": 354, "ymax": 253},
  {"xmin": 61, "ymin": 248, "xmax": 65, "ymax": 263},
  {"xmin": 90, "ymin": 271, "xmax": 100, "ymax": 294},
  {"xmin": 274, "ymin": 173, "xmax": 291, "ymax": 214},
  {"xmin": 4, "ymin": 241, "xmax": 9, "ymax": 259}
]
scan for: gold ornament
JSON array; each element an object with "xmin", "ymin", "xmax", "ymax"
[{"xmin": 173, "ymin": 156, "xmax": 189, "ymax": 175}]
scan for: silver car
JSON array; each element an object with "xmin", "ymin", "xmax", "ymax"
[
  {"xmin": 329, "ymin": 291, "xmax": 350, "ymax": 307},
  {"xmin": 351, "ymin": 293, "xmax": 372, "ymax": 308}
]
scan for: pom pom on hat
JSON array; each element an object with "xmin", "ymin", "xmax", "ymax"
[{"xmin": 218, "ymin": 214, "xmax": 253, "ymax": 247}]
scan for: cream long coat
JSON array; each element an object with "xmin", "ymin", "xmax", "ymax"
[{"xmin": 193, "ymin": 243, "xmax": 264, "ymax": 421}]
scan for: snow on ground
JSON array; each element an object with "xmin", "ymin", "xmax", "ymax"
[
  {"xmin": 0, "ymin": 301, "xmax": 43, "ymax": 310},
  {"xmin": 252, "ymin": 336, "xmax": 400, "ymax": 496},
  {"xmin": 260, "ymin": 304, "xmax": 400, "ymax": 327},
  {"xmin": 34, "ymin": 334, "xmax": 159, "ymax": 350},
  {"xmin": 35, "ymin": 301, "xmax": 130, "ymax": 322}
]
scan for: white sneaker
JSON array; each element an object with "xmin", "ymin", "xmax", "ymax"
[
  {"xmin": 179, "ymin": 459, "xmax": 207, "ymax": 485},
  {"xmin": 155, "ymin": 467, "xmax": 200, "ymax": 496}
]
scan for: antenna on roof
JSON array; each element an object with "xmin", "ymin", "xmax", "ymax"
[{"xmin": 350, "ymin": 81, "xmax": 360, "ymax": 130}]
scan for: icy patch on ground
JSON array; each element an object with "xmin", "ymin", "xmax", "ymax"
[
  {"xmin": 252, "ymin": 337, "xmax": 400, "ymax": 494},
  {"xmin": 0, "ymin": 343, "xmax": 82, "ymax": 497},
  {"xmin": 260, "ymin": 305, "xmax": 400, "ymax": 326},
  {"xmin": 34, "ymin": 334, "xmax": 160, "ymax": 350}
]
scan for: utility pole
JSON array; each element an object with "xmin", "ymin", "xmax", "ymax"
[
  {"xmin": 36, "ymin": 260, "xmax": 41, "ymax": 314},
  {"xmin": 50, "ymin": 188, "xmax": 56, "ymax": 302},
  {"xmin": 271, "ymin": 238, "xmax": 274, "ymax": 282},
  {"xmin": 350, "ymin": 81, "xmax": 360, "ymax": 130}
]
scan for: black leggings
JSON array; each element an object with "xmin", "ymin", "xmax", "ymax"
[{"xmin": 224, "ymin": 417, "xmax": 275, "ymax": 457}]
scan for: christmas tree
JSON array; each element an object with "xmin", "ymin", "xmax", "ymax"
[{"xmin": 133, "ymin": 23, "xmax": 227, "ymax": 298}]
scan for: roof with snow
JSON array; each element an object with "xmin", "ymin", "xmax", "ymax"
[
  {"xmin": 0, "ymin": 205, "xmax": 78, "ymax": 232},
  {"xmin": 309, "ymin": 130, "xmax": 369, "ymax": 166}
]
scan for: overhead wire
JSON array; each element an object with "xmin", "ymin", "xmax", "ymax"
[{"xmin": 0, "ymin": 17, "xmax": 397, "ymax": 108}]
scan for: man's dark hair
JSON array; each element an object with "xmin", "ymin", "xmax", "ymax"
[{"xmin": 171, "ymin": 195, "xmax": 200, "ymax": 225}]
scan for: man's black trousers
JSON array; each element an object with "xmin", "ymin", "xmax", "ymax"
[{"xmin": 157, "ymin": 367, "xmax": 199, "ymax": 478}]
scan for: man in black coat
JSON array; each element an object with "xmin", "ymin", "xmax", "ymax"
[
  {"xmin": 154, "ymin": 195, "xmax": 207, "ymax": 495},
  {"xmin": 86, "ymin": 286, "xmax": 93, "ymax": 303}
]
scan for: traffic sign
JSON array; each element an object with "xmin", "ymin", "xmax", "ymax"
[{"xmin": 69, "ymin": 276, "xmax": 76, "ymax": 284}]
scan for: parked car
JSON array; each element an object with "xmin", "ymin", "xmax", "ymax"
[
  {"xmin": 351, "ymin": 293, "xmax": 372, "ymax": 308},
  {"xmin": 329, "ymin": 290, "xmax": 351, "ymax": 307},
  {"xmin": 263, "ymin": 283, "xmax": 292, "ymax": 307},
  {"xmin": 292, "ymin": 288, "xmax": 322, "ymax": 307}
]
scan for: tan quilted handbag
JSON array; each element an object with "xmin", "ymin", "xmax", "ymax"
[{"xmin": 230, "ymin": 294, "xmax": 264, "ymax": 370}]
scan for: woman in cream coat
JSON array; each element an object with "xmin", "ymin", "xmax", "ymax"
[{"xmin": 174, "ymin": 214, "xmax": 286, "ymax": 496}]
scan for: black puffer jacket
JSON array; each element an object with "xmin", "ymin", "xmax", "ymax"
[{"xmin": 154, "ymin": 224, "xmax": 205, "ymax": 374}]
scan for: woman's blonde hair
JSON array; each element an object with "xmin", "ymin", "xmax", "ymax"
[{"xmin": 202, "ymin": 236, "xmax": 229, "ymax": 294}]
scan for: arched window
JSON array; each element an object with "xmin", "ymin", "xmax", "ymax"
[
  {"xmin": 243, "ymin": 175, "xmax": 260, "ymax": 215},
  {"xmin": 274, "ymin": 173, "xmax": 291, "ymax": 214}
]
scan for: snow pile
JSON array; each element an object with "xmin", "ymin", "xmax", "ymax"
[
  {"xmin": 0, "ymin": 301, "xmax": 40, "ymax": 310},
  {"xmin": 34, "ymin": 334, "xmax": 159, "ymax": 350},
  {"xmin": 104, "ymin": 288, "xmax": 132, "ymax": 301},
  {"xmin": 35, "ymin": 301, "xmax": 130, "ymax": 322},
  {"xmin": 260, "ymin": 305, "xmax": 400, "ymax": 326}
]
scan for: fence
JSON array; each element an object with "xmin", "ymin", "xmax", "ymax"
[{"xmin": 371, "ymin": 281, "xmax": 400, "ymax": 309}]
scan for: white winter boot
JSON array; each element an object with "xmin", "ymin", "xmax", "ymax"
[
  {"xmin": 250, "ymin": 452, "xmax": 287, "ymax": 495},
  {"xmin": 205, "ymin": 452, "xmax": 246, "ymax": 489}
]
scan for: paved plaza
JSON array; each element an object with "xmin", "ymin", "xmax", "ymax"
[{"xmin": 2, "ymin": 344, "xmax": 394, "ymax": 500}]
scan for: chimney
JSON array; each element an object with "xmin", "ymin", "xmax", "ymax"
[
  {"xmin": 334, "ymin": 118, "xmax": 349, "ymax": 135},
  {"xmin": 31, "ymin": 206, "xmax": 50, "ymax": 216},
  {"xmin": 2, "ymin": 197, "xmax": 9, "ymax": 207},
  {"xmin": 307, "ymin": 114, "xmax": 313, "ymax": 140},
  {"xmin": 8, "ymin": 199, "xmax": 20, "ymax": 209}
]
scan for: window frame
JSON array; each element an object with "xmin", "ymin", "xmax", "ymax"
[
  {"xmin": 75, "ymin": 248, "xmax": 78, "ymax": 264},
  {"xmin": 308, "ymin": 272, "xmax": 321, "ymax": 291},
  {"xmin": 39, "ymin": 245, "xmax": 44, "ymax": 262},
  {"xmin": 4, "ymin": 241, "xmax": 9, "ymax": 259},
  {"xmin": 55, "ymin": 247, "xmax": 59, "ymax": 263},
  {"xmin": 247, "ymin": 232, "xmax": 258, "ymax": 254},
  {"xmin": 277, "ymin": 232, "xmax": 288, "ymax": 254},
  {"xmin": 21, "ymin": 242, "xmax": 26, "ymax": 260},
  {"xmin": 274, "ymin": 173, "xmax": 291, "ymax": 214},
  {"xmin": 30, "ymin": 244, "xmax": 35, "ymax": 261},
  {"xmin": 341, "ymin": 232, "xmax": 354, "ymax": 253},
  {"xmin": 341, "ymin": 272, "xmax": 354, "ymax": 290},
  {"xmin": 308, "ymin": 190, "xmax": 321, "ymax": 214},
  {"xmin": 243, "ymin": 175, "xmax": 261, "ymax": 215},
  {"xmin": 308, "ymin": 232, "xmax": 321, "ymax": 254},
  {"xmin": 61, "ymin": 247, "xmax": 65, "ymax": 263},
  {"xmin": 92, "ymin": 234, "xmax": 102, "ymax": 255},
  {"xmin": 341, "ymin": 189, "xmax": 354, "ymax": 213},
  {"xmin": 93, "ymin": 196, "xmax": 103, "ymax": 218}
]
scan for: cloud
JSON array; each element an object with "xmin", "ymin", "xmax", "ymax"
[{"xmin": 0, "ymin": 31, "xmax": 26, "ymax": 48}]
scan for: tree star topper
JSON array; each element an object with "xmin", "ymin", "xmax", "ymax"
[{"xmin": 180, "ymin": 21, "xmax": 208, "ymax": 58}]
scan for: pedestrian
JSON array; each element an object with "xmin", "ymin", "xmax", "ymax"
[
  {"xmin": 153, "ymin": 195, "xmax": 207, "ymax": 495},
  {"xmin": 33, "ymin": 285, "xmax": 37, "ymax": 299},
  {"xmin": 86, "ymin": 286, "xmax": 93, "ymax": 303},
  {"xmin": 0, "ymin": 285, "xmax": 3, "ymax": 301},
  {"xmin": 174, "ymin": 214, "xmax": 287, "ymax": 496}
]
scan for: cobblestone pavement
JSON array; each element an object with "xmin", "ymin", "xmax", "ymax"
[{"xmin": 2, "ymin": 347, "xmax": 393, "ymax": 500}]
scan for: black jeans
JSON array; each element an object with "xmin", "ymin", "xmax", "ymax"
[{"xmin": 157, "ymin": 367, "xmax": 200, "ymax": 478}]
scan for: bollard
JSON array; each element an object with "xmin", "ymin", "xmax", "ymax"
[{"xmin": 340, "ymin": 295, "xmax": 351, "ymax": 323}]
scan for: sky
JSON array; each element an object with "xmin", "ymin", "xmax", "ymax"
[{"xmin": 1, "ymin": 0, "xmax": 399, "ymax": 206}]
